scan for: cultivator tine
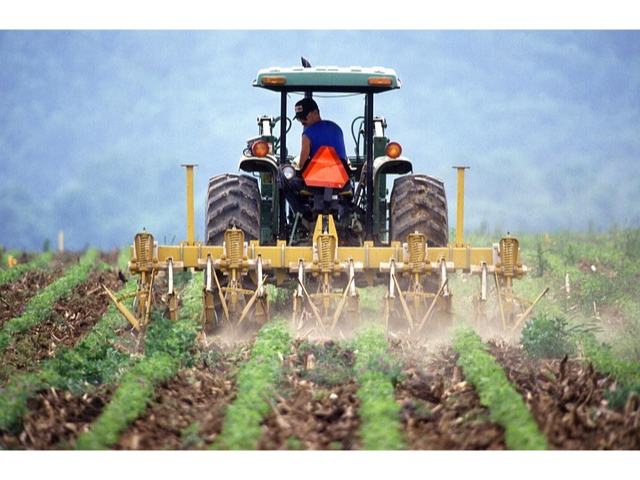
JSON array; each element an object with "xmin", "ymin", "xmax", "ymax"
[
  {"xmin": 202, "ymin": 288, "xmax": 216, "ymax": 327},
  {"xmin": 392, "ymin": 273, "xmax": 415, "ymax": 331},
  {"xmin": 101, "ymin": 284, "xmax": 142, "ymax": 331},
  {"xmin": 296, "ymin": 277, "xmax": 327, "ymax": 333},
  {"xmin": 494, "ymin": 272, "xmax": 508, "ymax": 330},
  {"xmin": 166, "ymin": 258, "xmax": 178, "ymax": 321},
  {"xmin": 511, "ymin": 286, "xmax": 550, "ymax": 331},
  {"xmin": 480, "ymin": 261, "xmax": 488, "ymax": 301},
  {"xmin": 466, "ymin": 236, "xmax": 547, "ymax": 331},
  {"xmin": 102, "ymin": 268, "xmax": 155, "ymax": 332},
  {"xmin": 331, "ymin": 275, "xmax": 355, "ymax": 330},
  {"xmin": 251, "ymin": 254, "xmax": 270, "ymax": 324},
  {"xmin": 384, "ymin": 259, "xmax": 396, "ymax": 328},
  {"xmin": 210, "ymin": 256, "xmax": 230, "ymax": 325},
  {"xmin": 292, "ymin": 259, "xmax": 305, "ymax": 320},
  {"xmin": 237, "ymin": 274, "xmax": 269, "ymax": 327},
  {"xmin": 418, "ymin": 277, "xmax": 449, "ymax": 331},
  {"xmin": 382, "ymin": 250, "xmax": 457, "ymax": 333}
]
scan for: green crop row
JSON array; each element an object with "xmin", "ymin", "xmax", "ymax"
[
  {"xmin": 580, "ymin": 334, "xmax": 640, "ymax": 410},
  {"xmin": 0, "ymin": 277, "xmax": 137, "ymax": 433},
  {"xmin": 75, "ymin": 273, "xmax": 202, "ymax": 449},
  {"xmin": 453, "ymin": 327, "xmax": 548, "ymax": 450},
  {"xmin": 353, "ymin": 324, "xmax": 405, "ymax": 450},
  {"xmin": 0, "ymin": 248, "xmax": 100, "ymax": 354},
  {"xmin": 0, "ymin": 251, "xmax": 55, "ymax": 286},
  {"xmin": 212, "ymin": 319, "xmax": 292, "ymax": 450}
]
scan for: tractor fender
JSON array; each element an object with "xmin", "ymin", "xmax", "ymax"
[
  {"xmin": 238, "ymin": 155, "xmax": 279, "ymax": 174},
  {"xmin": 373, "ymin": 155, "xmax": 413, "ymax": 178}
]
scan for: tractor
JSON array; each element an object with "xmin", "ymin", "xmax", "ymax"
[{"xmin": 105, "ymin": 59, "xmax": 546, "ymax": 336}]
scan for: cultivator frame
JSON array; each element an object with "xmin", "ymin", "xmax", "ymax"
[{"xmin": 105, "ymin": 165, "xmax": 546, "ymax": 334}]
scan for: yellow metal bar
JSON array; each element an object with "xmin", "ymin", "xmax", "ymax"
[
  {"xmin": 392, "ymin": 273, "xmax": 415, "ymax": 331},
  {"xmin": 181, "ymin": 164, "xmax": 198, "ymax": 246},
  {"xmin": 149, "ymin": 244, "xmax": 496, "ymax": 273},
  {"xmin": 418, "ymin": 277, "xmax": 449, "ymax": 331},
  {"xmin": 511, "ymin": 286, "xmax": 550, "ymax": 331},
  {"xmin": 101, "ymin": 284, "xmax": 142, "ymax": 331},
  {"xmin": 331, "ymin": 275, "xmax": 355, "ymax": 330},
  {"xmin": 453, "ymin": 166, "xmax": 470, "ymax": 248},
  {"xmin": 209, "ymin": 257, "xmax": 230, "ymax": 325},
  {"xmin": 296, "ymin": 278, "xmax": 326, "ymax": 332},
  {"xmin": 494, "ymin": 272, "xmax": 507, "ymax": 330},
  {"xmin": 237, "ymin": 275, "xmax": 268, "ymax": 327}
]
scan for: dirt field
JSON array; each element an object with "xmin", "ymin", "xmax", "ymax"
[{"xmin": 1, "ymin": 252, "xmax": 639, "ymax": 453}]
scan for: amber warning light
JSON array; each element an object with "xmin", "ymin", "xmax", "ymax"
[
  {"xmin": 385, "ymin": 142, "xmax": 402, "ymax": 158},
  {"xmin": 368, "ymin": 77, "xmax": 393, "ymax": 86},
  {"xmin": 252, "ymin": 141, "xmax": 270, "ymax": 157},
  {"xmin": 261, "ymin": 76, "xmax": 286, "ymax": 85}
]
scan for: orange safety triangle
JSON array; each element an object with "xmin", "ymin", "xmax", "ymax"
[{"xmin": 302, "ymin": 146, "xmax": 349, "ymax": 189}]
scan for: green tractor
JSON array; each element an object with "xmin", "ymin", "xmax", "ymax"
[
  {"xmin": 108, "ymin": 59, "xmax": 538, "ymax": 336},
  {"xmin": 204, "ymin": 59, "xmax": 448, "ymax": 254}
]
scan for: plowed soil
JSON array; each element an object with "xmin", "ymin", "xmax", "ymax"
[{"xmin": 1, "ymin": 253, "xmax": 639, "ymax": 451}]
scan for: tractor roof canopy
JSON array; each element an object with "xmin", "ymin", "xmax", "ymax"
[{"xmin": 253, "ymin": 65, "xmax": 401, "ymax": 93}]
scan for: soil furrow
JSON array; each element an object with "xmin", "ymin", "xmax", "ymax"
[{"xmin": 488, "ymin": 338, "xmax": 640, "ymax": 449}]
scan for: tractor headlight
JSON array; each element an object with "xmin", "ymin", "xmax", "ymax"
[{"xmin": 282, "ymin": 165, "xmax": 296, "ymax": 180}]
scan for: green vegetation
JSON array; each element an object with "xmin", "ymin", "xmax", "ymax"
[
  {"xmin": 353, "ymin": 324, "xmax": 405, "ymax": 450},
  {"xmin": 520, "ymin": 313, "xmax": 599, "ymax": 359},
  {"xmin": 0, "ymin": 251, "xmax": 55, "ymax": 286},
  {"xmin": 75, "ymin": 273, "xmax": 201, "ymax": 449},
  {"xmin": 263, "ymin": 284, "xmax": 290, "ymax": 310},
  {"xmin": 0, "ymin": 276, "xmax": 136, "ymax": 433},
  {"xmin": 0, "ymin": 371, "xmax": 57, "ymax": 433},
  {"xmin": 297, "ymin": 339, "xmax": 356, "ymax": 386},
  {"xmin": 453, "ymin": 327, "xmax": 547, "ymax": 450},
  {"xmin": 75, "ymin": 352, "xmax": 180, "ymax": 450},
  {"xmin": 522, "ymin": 229, "xmax": 640, "ymax": 362},
  {"xmin": 358, "ymin": 285, "xmax": 387, "ymax": 315},
  {"xmin": 213, "ymin": 319, "xmax": 292, "ymax": 450},
  {"xmin": 458, "ymin": 227, "xmax": 640, "ymax": 363},
  {"xmin": 580, "ymin": 333, "xmax": 640, "ymax": 411},
  {"xmin": 2, "ymin": 227, "xmax": 640, "ymax": 450},
  {"xmin": 0, "ymin": 248, "xmax": 99, "ymax": 354},
  {"xmin": 512, "ymin": 228, "xmax": 640, "ymax": 412}
]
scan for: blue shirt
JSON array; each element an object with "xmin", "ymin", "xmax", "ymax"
[{"xmin": 303, "ymin": 120, "xmax": 347, "ymax": 161}]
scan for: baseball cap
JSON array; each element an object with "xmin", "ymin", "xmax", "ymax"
[{"xmin": 294, "ymin": 97, "xmax": 319, "ymax": 119}]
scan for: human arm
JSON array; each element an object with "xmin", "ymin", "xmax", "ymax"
[{"xmin": 299, "ymin": 134, "xmax": 311, "ymax": 170}]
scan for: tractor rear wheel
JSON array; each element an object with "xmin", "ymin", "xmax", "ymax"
[
  {"xmin": 389, "ymin": 174, "xmax": 450, "ymax": 329},
  {"xmin": 205, "ymin": 173, "xmax": 261, "ymax": 245},
  {"xmin": 389, "ymin": 174, "xmax": 448, "ymax": 247}
]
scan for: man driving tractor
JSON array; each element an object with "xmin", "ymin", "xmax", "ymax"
[
  {"xmin": 294, "ymin": 97, "xmax": 348, "ymax": 171},
  {"xmin": 283, "ymin": 97, "xmax": 354, "ymax": 215}
]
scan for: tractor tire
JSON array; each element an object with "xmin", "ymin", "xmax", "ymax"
[
  {"xmin": 389, "ymin": 174, "xmax": 448, "ymax": 247},
  {"xmin": 205, "ymin": 173, "xmax": 261, "ymax": 246}
]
